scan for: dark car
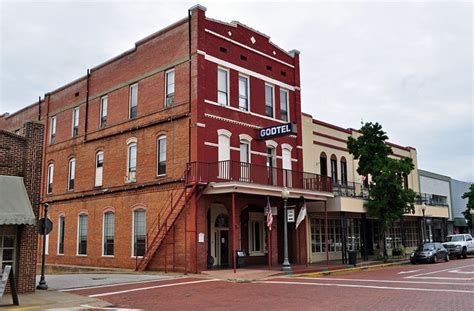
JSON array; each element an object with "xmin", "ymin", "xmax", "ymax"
[{"xmin": 410, "ymin": 243, "xmax": 449, "ymax": 264}]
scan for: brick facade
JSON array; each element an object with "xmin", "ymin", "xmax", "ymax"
[{"xmin": 0, "ymin": 122, "xmax": 44, "ymax": 293}]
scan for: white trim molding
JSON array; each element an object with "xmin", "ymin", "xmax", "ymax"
[
  {"xmin": 217, "ymin": 129, "xmax": 232, "ymax": 138},
  {"xmin": 239, "ymin": 134, "xmax": 253, "ymax": 142},
  {"xmin": 281, "ymin": 143, "xmax": 293, "ymax": 152},
  {"xmin": 266, "ymin": 140, "xmax": 278, "ymax": 149}
]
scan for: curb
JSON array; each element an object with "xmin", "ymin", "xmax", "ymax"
[{"xmin": 294, "ymin": 261, "xmax": 410, "ymax": 278}]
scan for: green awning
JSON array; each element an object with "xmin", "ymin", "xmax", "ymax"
[
  {"xmin": 0, "ymin": 175, "xmax": 36, "ymax": 225},
  {"xmin": 453, "ymin": 217, "xmax": 468, "ymax": 227}
]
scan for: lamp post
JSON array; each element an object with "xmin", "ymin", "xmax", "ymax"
[
  {"xmin": 470, "ymin": 209, "xmax": 474, "ymax": 236},
  {"xmin": 37, "ymin": 203, "xmax": 48, "ymax": 290},
  {"xmin": 281, "ymin": 187, "xmax": 291, "ymax": 273},
  {"xmin": 421, "ymin": 203, "xmax": 426, "ymax": 244}
]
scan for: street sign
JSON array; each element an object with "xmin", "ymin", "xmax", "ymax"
[
  {"xmin": 287, "ymin": 209, "xmax": 295, "ymax": 223},
  {"xmin": 258, "ymin": 123, "xmax": 295, "ymax": 140},
  {"xmin": 38, "ymin": 218, "xmax": 53, "ymax": 235}
]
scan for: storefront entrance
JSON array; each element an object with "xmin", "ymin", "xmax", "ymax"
[{"xmin": 209, "ymin": 204, "xmax": 230, "ymax": 267}]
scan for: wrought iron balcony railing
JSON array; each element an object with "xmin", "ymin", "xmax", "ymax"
[
  {"xmin": 185, "ymin": 161, "xmax": 333, "ymax": 193},
  {"xmin": 416, "ymin": 192, "xmax": 449, "ymax": 207},
  {"xmin": 332, "ymin": 181, "xmax": 369, "ymax": 199}
]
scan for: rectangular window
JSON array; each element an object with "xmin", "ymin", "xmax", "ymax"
[
  {"xmin": 265, "ymin": 84, "xmax": 274, "ymax": 118},
  {"xmin": 280, "ymin": 89, "xmax": 289, "ymax": 122},
  {"xmin": 50, "ymin": 116, "xmax": 56, "ymax": 144},
  {"xmin": 341, "ymin": 161, "xmax": 348, "ymax": 185},
  {"xmin": 68, "ymin": 158, "xmax": 75, "ymax": 191},
  {"xmin": 58, "ymin": 216, "xmax": 65, "ymax": 255},
  {"xmin": 0, "ymin": 228, "xmax": 17, "ymax": 271},
  {"xmin": 238, "ymin": 75, "xmax": 249, "ymax": 111},
  {"xmin": 331, "ymin": 158, "xmax": 338, "ymax": 184},
  {"xmin": 129, "ymin": 84, "xmax": 138, "ymax": 119},
  {"xmin": 103, "ymin": 212, "xmax": 115, "ymax": 256},
  {"xmin": 133, "ymin": 210, "xmax": 146, "ymax": 257},
  {"xmin": 248, "ymin": 213, "xmax": 265, "ymax": 255},
  {"xmin": 47, "ymin": 164, "xmax": 54, "ymax": 194},
  {"xmin": 77, "ymin": 214, "xmax": 88, "ymax": 255},
  {"xmin": 100, "ymin": 96, "xmax": 107, "ymax": 128},
  {"xmin": 128, "ymin": 143, "xmax": 137, "ymax": 181},
  {"xmin": 95, "ymin": 152, "xmax": 104, "ymax": 187},
  {"xmin": 217, "ymin": 68, "xmax": 228, "ymax": 106},
  {"xmin": 165, "ymin": 69, "xmax": 175, "ymax": 107},
  {"xmin": 240, "ymin": 142, "xmax": 250, "ymax": 182},
  {"xmin": 72, "ymin": 107, "xmax": 79, "ymax": 137},
  {"xmin": 157, "ymin": 136, "xmax": 166, "ymax": 176}
]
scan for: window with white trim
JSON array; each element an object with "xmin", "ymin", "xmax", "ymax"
[
  {"xmin": 157, "ymin": 136, "xmax": 166, "ymax": 176},
  {"xmin": 280, "ymin": 89, "xmax": 289, "ymax": 122},
  {"xmin": 238, "ymin": 75, "xmax": 249, "ymax": 111},
  {"xmin": 340, "ymin": 158, "xmax": 348, "ymax": 185},
  {"xmin": 240, "ymin": 140, "xmax": 250, "ymax": 182},
  {"xmin": 95, "ymin": 151, "xmax": 104, "ymax": 187},
  {"xmin": 103, "ymin": 211, "xmax": 115, "ymax": 256},
  {"xmin": 127, "ymin": 142, "xmax": 137, "ymax": 182},
  {"xmin": 217, "ymin": 68, "xmax": 229, "ymax": 106},
  {"xmin": 77, "ymin": 214, "xmax": 88, "ymax": 255},
  {"xmin": 58, "ymin": 216, "xmax": 65, "ymax": 255},
  {"xmin": 68, "ymin": 158, "xmax": 75, "ymax": 191},
  {"xmin": 265, "ymin": 84, "xmax": 274, "ymax": 118},
  {"xmin": 72, "ymin": 107, "xmax": 79, "ymax": 137},
  {"xmin": 165, "ymin": 69, "xmax": 175, "ymax": 107},
  {"xmin": 50, "ymin": 116, "xmax": 56, "ymax": 144},
  {"xmin": 100, "ymin": 96, "xmax": 107, "ymax": 128},
  {"xmin": 248, "ymin": 213, "xmax": 265, "ymax": 255},
  {"xmin": 331, "ymin": 155, "xmax": 338, "ymax": 184},
  {"xmin": 0, "ymin": 227, "xmax": 16, "ymax": 271},
  {"xmin": 133, "ymin": 209, "xmax": 146, "ymax": 257},
  {"xmin": 129, "ymin": 83, "xmax": 138, "ymax": 119},
  {"xmin": 218, "ymin": 131, "xmax": 231, "ymax": 178},
  {"xmin": 47, "ymin": 163, "xmax": 54, "ymax": 194}
]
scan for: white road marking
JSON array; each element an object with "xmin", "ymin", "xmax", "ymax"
[
  {"xmin": 448, "ymin": 269, "xmax": 474, "ymax": 274},
  {"xmin": 296, "ymin": 277, "xmax": 474, "ymax": 286},
  {"xmin": 406, "ymin": 263, "xmax": 474, "ymax": 281},
  {"xmin": 88, "ymin": 279, "xmax": 219, "ymax": 298},
  {"xmin": 398, "ymin": 270, "xmax": 422, "ymax": 274},
  {"xmin": 258, "ymin": 280, "xmax": 474, "ymax": 294},
  {"xmin": 80, "ymin": 305, "xmax": 140, "ymax": 310},
  {"xmin": 59, "ymin": 277, "xmax": 184, "ymax": 292}
]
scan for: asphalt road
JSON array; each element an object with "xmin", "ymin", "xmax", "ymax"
[{"xmin": 64, "ymin": 257, "xmax": 474, "ymax": 311}]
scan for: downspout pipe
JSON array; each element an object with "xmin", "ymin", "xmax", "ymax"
[
  {"xmin": 84, "ymin": 69, "xmax": 90, "ymax": 141},
  {"xmin": 188, "ymin": 9, "xmax": 192, "ymax": 166}
]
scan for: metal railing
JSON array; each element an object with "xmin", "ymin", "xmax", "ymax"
[
  {"xmin": 332, "ymin": 181, "xmax": 369, "ymax": 199},
  {"xmin": 416, "ymin": 193, "xmax": 449, "ymax": 207},
  {"xmin": 185, "ymin": 161, "xmax": 332, "ymax": 193}
]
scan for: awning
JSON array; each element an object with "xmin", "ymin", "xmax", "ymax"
[
  {"xmin": 0, "ymin": 175, "xmax": 36, "ymax": 225},
  {"xmin": 453, "ymin": 217, "xmax": 468, "ymax": 227}
]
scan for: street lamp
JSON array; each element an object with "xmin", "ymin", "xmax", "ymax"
[
  {"xmin": 37, "ymin": 203, "xmax": 48, "ymax": 290},
  {"xmin": 281, "ymin": 187, "xmax": 291, "ymax": 273},
  {"xmin": 421, "ymin": 203, "xmax": 426, "ymax": 243},
  {"xmin": 470, "ymin": 209, "xmax": 474, "ymax": 236}
]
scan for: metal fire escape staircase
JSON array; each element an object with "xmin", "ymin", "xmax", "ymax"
[{"xmin": 135, "ymin": 181, "xmax": 201, "ymax": 271}]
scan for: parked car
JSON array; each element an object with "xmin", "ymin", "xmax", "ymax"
[
  {"xmin": 443, "ymin": 234, "xmax": 474, "ymax": 259},
  {"xmin": 410, "ymin": 243, "xmax": 449, "ymax": 264}
]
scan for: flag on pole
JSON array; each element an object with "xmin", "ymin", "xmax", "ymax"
[
  {"xmin": 296, "ymin": 200, "xmax": 307, "ymax": 229},
  {"xmin": 266, "ymin": 197, "xmax": 273, "ymax": 231}
]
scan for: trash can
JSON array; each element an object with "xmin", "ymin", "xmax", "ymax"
[
  {"xmin": 348, "ymin": 250, "xmax": 357, "ymax": 266},
  {"xmin": 236, "ymin": 250, "xmax": 247, "ymax": 268}
]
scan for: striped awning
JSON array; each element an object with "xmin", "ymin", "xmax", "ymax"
[{"xmin": 0, "ymin": 176, "xmax": 36, "ymax": 225}]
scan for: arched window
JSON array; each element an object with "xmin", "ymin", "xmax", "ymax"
[
  {"xmin": 282, "ymin": 144, "xmax": 292, "ymax": 187},
  {"xmin": 239, "ymin": 135, "xmax": 251, "ymax": 182},
  {"xmin": 340, "ymin": 157, "xmax": 348, "ymax": 185},
  {"xmin": 103, "ymin": 211, "xmax": 115, "ymax": 256},
  {"xmin": 330, "ymin": 155, "xmax": 338, "ymax": 184},
  {"xmin": 126, "ymin": 138, "xmax": 137, "ymax": 182},
  {"xmin": 77, "ymin": 213, "xmax": 88, "ymax": 255},
  {"xmin": 319, "ymin": 152, "xmax": 327, "ymax": 176},
  {"xmin": 95, "ymin": 151, "xmax": 104, "ymax": 187},
  {"xmin": 217, "ymin": 130, "xmax": 231, "ymax": 178},
  {"xmin": 157, "ymin": 135, "xmax": 166, "ymax": 176},
  {"xmin": 57, "ymin": 215, "xmax": 65, "ymax": 255},
  {"xmin": 47, "ymin": 163, "xmax": 54, "ymax": 194},
  {"xmin": 68, "ymin": 158, "xmax": 75, "ymax": 191},
  {"xmin": 132, "ymin": 209, "xmax": 146, "ymax": 257}
]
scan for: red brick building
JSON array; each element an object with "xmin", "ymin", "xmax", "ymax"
[
  {"xmin": 0, "ymin": 122, "xmax": 43, "ymax": 293},
  {"xmin": 0, "ymin": 5, "xmax": 332, "ymax": 273}
]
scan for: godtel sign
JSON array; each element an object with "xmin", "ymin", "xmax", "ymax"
[{"xmin": 258, "ymin": 123, "xmax": 294, "ymax": 140}]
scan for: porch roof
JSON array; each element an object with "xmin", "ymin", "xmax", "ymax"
[{"xmin": 0, "ymin": 176, "xmax": 36, "ymax": 225}]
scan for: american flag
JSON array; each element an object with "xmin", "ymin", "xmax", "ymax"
[{"xmin": 266, "ymin": 197, "xmax": 273, "ymax": 231}]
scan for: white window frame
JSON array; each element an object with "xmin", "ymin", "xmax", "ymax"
[
  {"xmin": 131, "ymin": 208, "xmax": 146, "ymax": 257},
  {"xmin": 102, "ymin": 211, "xmax": 115, "ymax": 257},
  {"xmin": 76, "ymin": 213, "xmax": 88, "ymax": 256},
  {"xmin": 95, "ymin": 151, "xmax": 104, "ymax": 187},
  {"xmin": 157, "ymin": 135, "xmax": 166, "ymax": 176},
  {"xmin": 126, "ymin": 138, "xmax": 137, "ymax": 182},
  {"xmin": 47, "ymin": 163, "xmax": 54, "ymax": 194},
  {"xmin": 57, "ymin": 215, "xmax": 65, "ymax": 255},
  {"xmin": 100, "ymin": 96, "xmax": 107, "ymax": 128},
  {"xmin": 217, "ymin": 67, "xmax": 230, "ymax": 106},
  {"xmin": 165, "ymin": 69, "xmax": 175, "ymax": 108},
  {"xmin": 248, "ymin": 212, "xmax": 265, "ymax": 256},
  {"xmin": 50, "ymin": 116, "xmax": 56, "ymax": 144},
  {"xmin": 279, "ymin": 88, "xmax": 289, "ymax": 122},
  {"xmin": 68, "ymin": 158, "xmax": 75, "ymax": 191},
  {"xmin": 72, "ymin": 107, "xmax": 79, "ymax": 137},
  {"xmin": 129, "ymin": 83, "xmax": 138, "ymax": 119},
  {"xmin": 238, "ymin": 74, "xmax": 250, "ymax": 111},
  {"xmin": 265, "ymin": 83, "xmax": 275, "ymax": 118}
]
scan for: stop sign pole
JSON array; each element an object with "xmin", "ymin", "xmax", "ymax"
[{"xmin": 37, "ymin": 203, "xmax": 48, "ymax": 290}]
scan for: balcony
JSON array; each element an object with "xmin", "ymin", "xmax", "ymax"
[
  {"xmin": 185, "ymin": 161, "xmax": 333, "ymax": 196},
  {"xmin": 333, "ymin": 181, "xmax": 369, "ymax": 199}
]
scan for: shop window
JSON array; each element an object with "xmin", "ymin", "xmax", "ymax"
[
  {"xmin": 58, "ymin": 216, "xmax": 65, "ymax": 255},
  {"xmin": 0, "ymin": 227, "xmax": 16, "ymax": 270},
  {"xmin": 133, "ymin": 209, "xmax": 146, "ymax": 257},
  {"xmin": 103, "ymin": 211, "xmax": 115, "ymax": 256},
  {"xmin": 248, "ymin": 213, "xmax": 265, "ymax": 255},
  {"xmin": 77, "ymin": 214, "xmax": 88, "ymax": 255}
]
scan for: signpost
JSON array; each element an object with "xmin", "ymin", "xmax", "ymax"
[
  {"xmin": 37, "ymin": 203, "xmax": 49, "ymax": 290},
  {"xmin": 287, "ymin": 208, "xmax": 295, "ymax": 223}
]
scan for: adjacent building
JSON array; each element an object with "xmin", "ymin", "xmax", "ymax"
[
  {"xmin": 450, "ymin": 179, "xmax": 472, "ymax": 234},
  {"xmin": 0, "ymin": 122, "xmax": 43, "ymax": 293}
]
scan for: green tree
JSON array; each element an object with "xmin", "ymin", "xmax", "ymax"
[
  {"xmin": 462, "ymin": 184, "xmax": 474, "ymax": 229},
  {"xmin": 348, "ymin": 122, "xmax": 417, "ymax": 260}
]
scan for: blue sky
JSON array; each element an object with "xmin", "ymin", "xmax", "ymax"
[{"xmin": 1, "ymin": 0, "xmax": 472, "ymax": 181}]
